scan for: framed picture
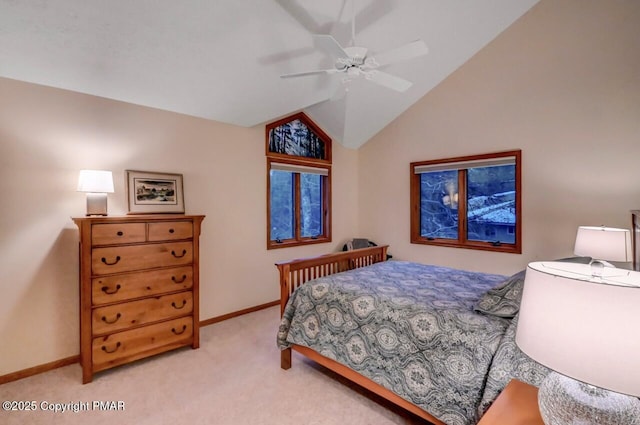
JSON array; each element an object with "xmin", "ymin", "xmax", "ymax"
[{"xmin": 126, "ymin": 170, "xmax": 185, "ymax": 214}]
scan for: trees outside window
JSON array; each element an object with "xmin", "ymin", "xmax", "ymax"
[
  {"xmin": 268, "ymin": 161, "xmax": 330, "ymax": 248},
  {"xmin": 410, "ymin": 150, "xmax": 521, "ymax": 254}
]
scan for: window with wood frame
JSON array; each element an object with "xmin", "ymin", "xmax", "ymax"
[
  {"xmin": 410, "ymin": 150, "xmax": 521, "ymax": 254},
  {"xmin": 266, "ymin": 113, "xmax": 332, "ymax": 249}
]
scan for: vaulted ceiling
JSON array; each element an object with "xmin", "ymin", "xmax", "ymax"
[{"xmin": 0, "ymin": 0, "xmax": 539, "ymax": 148}]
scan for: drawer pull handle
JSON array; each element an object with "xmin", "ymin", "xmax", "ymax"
[
  {"xmin": 171, "ymin": 249, "xmax": 187, "ymax": 258},
  {"xmin": 116, "ymin": 231, "xmax": 124, "ymax": 236},
  {"xmin": 169, "ymin": 228, "xmax": 175, "ymax": 234},
  {"xmin": 101, "ymin": 342, "xmax": 121, "ymax": 354},
  {"xmin": 172, "ymin": 325, "xmax": 187, "ymax": 335},
  {"xmin": 101, "ymin": 313, "xmax": 122, "ymax": 324},
  {"xmin": 172, "ymin": 300, "xmax": 187, "ymax": 309},
  {"xmin": 101, "ymin": 256, "xmax": 121, "ymax": 266},
  {"xmin": 172, "ymin": 275, "xmax": 187, "ymax": 284},
  {"xmin": 101, "ymin": 284, "xmax": 121, "ymax": 295}
]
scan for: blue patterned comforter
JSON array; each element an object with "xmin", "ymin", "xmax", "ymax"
[{"xmin": 277, "ymin": 261, "xmax": 516, "ymax": 425}]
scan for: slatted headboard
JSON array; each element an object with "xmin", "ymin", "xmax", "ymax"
[{"xmin": 275, "ymin": 245, "xmax": 388, "ymax": 315}]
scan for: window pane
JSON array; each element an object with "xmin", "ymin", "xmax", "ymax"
[
  {"xmin": 270, "ymin": 170, "xmax": 294, "ymax": 241},
  {"xmin": 300, "ymin": 173, "xmax": 322, "ymax": 238},
  {"xmin": 466, "ymin": 165, "xmax": 516, "ymax": 244},
  {"xmin": 419, "ymin": 171, "xmax": 458, "ymax": 239}
]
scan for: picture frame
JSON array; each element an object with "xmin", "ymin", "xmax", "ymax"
[{"xmin": 126, "ymin": 170, "xmax": 185, "ymax": 214}]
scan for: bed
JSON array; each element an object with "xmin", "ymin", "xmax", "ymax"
[{"xmin": 276, "ymin": 246, "xmax": 550, "ymax": 425}]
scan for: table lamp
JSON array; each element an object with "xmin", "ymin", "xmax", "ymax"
[
  {"xmin": 574, "ymin": 225, "xmax": 632, "ymax": 275},
  {"xmin": 516, "ymin": 261, "xmax": 640, "ymax": 425},
  {"xmin": 77, "ymin": 170, "xmax": 114, "ymax": 216}
]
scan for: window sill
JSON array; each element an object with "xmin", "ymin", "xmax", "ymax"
[
  {"xmin": 267, "ymin": 237, "xmax": 331, "ymax": 250},
  {"xmin": 411, "ymin": 238, "xmax": 521, "ymax": 254}
]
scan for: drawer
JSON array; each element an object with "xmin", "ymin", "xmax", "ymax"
[
  {"xmin": 148, "ymin": 221, "xmax": 193, "ymax": 241},
  {"xmin": 92, "ymin": 241, "xmax": 193, "ymax": 275},
  {"xmin": 92, "ymin": 223, "xmax": 146, "ymax": 246},
  {"xmin": 92, "ymin": 316, "xmax": 193, "ymax": 371},
  {"xmin": 92, "ymin": 266, "xmax": 193, "ymax": 305},
  {"xmin": 92, "ymin": 291, "xmax": 193, "ymax": 335}
]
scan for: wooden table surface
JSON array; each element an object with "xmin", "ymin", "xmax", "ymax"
[{"xmin": 477, "ymin": 379, "xmax": 544, "ymax": 425}]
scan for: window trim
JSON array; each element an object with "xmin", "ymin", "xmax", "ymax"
[
  {"xmin": 410, "ymin": 150, "xmax": 522, "ymax": 254},
  {"xmin": 265, "ymin": 112, "xmax": 333, "ymax": 250},
  {"xmin": 266, "ymin": 157, "xmax": 332, "ymax": 250}
]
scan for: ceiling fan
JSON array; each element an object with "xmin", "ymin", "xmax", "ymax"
[{"xmin": 280, "ymin": 1, "xmax": 428, "ymax": 93}]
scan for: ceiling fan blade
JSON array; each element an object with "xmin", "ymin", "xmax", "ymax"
[
  {"xmin": 365, "ymin": 70, "xmax": 413, "ymax": 92},
  {"xmin": 313, "ymin": 34, "xmax": 350, "ymax": 60},
  {"xmin": 280, "ymin": 69, "xmax": 340, "ymax": 78},
  {"xmin": 371, "ymin": 39, "xmax": 428, "ymax": 67}
]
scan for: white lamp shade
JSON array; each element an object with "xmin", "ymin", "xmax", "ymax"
[
  {"xmin": 516, "ymin": 261, "xmax": 640, "ymax": 397},
  {"xmin": 77, "ymin": 170, "xmax": 114, "ymax": 193},
  {"xmin": 574, "ymin": 226, "xmax": 632, "ymax": 262}
]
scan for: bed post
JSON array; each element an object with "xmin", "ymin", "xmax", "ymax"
[
  {"xmin": 277, "ymin": 261, "xmax": 293, "ymax": 370},
  {"xmin": 277, "ymin": 262, "xmax": 291, "ymax": 316},
  {"xmin": 281, "ymin": 348, "xmax": 292, "ymax": 370}
]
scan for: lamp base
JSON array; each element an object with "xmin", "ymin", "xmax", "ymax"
[
  {"xmin": 86, "ymin": 192, "xmax": 108, "ymax": 216},
  {"xmin": 538, "ymin": 372, "xmax": 640, "ymax": 425}
]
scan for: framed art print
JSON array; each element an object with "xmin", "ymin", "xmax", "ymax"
[{"xmin": 126, "ymin": 170, "xmax": 185, "ymax": 214}]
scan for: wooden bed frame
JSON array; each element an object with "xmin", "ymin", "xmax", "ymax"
[{"xmin": 276, "ymin": 246, "xmax": 445, "ymax": 425}]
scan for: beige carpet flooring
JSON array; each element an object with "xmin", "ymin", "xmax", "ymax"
[{"xmin": 0, "ymin": 306, "xmax": 427, "ymax": 425}]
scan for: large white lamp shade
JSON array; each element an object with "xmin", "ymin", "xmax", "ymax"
[{"xmin": 516, "ymin": 261, "xmax": 640, "ymax": 424}]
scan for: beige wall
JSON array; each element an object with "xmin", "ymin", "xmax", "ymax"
[
  {"xmin": 358, "ymin": 0, "xmax": 640, "ymax": 275},
  {"xmin": 0, "ymin": 78, "xmax": 359, "ymax": 375}
]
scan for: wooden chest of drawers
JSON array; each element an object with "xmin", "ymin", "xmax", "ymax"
[{"xmin": 73, "ymin": 215, "xmax": 205, "ymax": 383}]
